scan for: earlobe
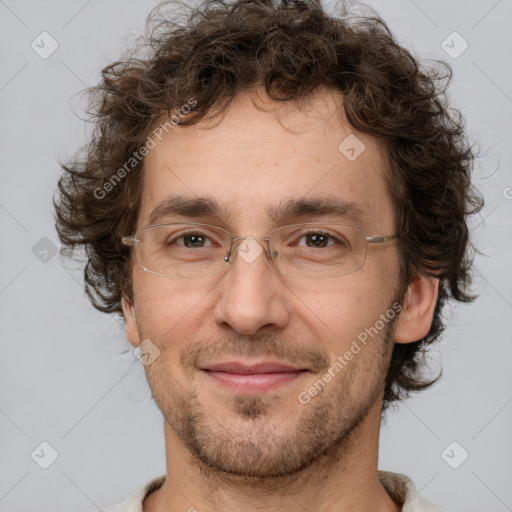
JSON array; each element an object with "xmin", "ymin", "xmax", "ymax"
[
  {"xmin": 121, "ymin": 295, "xmax": 141, "ymax": 347},
  {"xmin": 394, "ymin": 274, "xmax": 439, "ymax": 344}
]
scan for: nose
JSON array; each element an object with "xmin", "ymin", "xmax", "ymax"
[{"xmin": 213, "ymin": 237, "xmax": 290, "ymax": 335}]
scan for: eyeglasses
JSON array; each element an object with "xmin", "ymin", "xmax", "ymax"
[{"xmin": 122, "ymin": 222, "xmax": 398, "ymax": 279}]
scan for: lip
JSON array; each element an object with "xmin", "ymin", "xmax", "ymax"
[
  {"xmin": 202, "ymin": 361, "xmax": 304, "ymax": 374},
  {"xmin": 200, "ymin": 361, "xmax": 309, "ymax": 394}
]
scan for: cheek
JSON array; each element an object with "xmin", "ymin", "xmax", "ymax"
[
  {"xmin": 132, "ymin": 272, "xmax": 176, "ymax": 335},
  {"xmin": 292, "ymin": 268, "xmax": 398, "ymax": 355},
  {"xmin": 132, "ymin": 269, "xmax": 213, "ymax": 343}
]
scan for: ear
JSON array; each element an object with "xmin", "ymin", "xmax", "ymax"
[
  {"xmin": 121, "ymin": 295, "xmax": 141, "ymax": 347},
  {"xmin": 394, "ymin": 274, "xmax": 439, "ymax": 344}
]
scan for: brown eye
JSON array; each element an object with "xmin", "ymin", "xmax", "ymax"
[{"xmin": 295, "ymin": 231, "xmax": 346, "ymax": 249}]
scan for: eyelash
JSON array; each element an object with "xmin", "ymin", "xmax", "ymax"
[{"xmin": 168, "ymin": 230, "xmax": 345, "ymax": 249}]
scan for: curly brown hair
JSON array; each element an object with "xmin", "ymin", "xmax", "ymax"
[{"xmin": 54, "ymin": 0, "xmax": 483, "ymax": 410}]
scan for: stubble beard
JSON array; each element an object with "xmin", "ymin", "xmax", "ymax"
[{"xmin": 142, "ymin": 311, "xmax": 398, "ymax": 481}]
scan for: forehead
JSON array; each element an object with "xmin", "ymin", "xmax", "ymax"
[{"xmin": 139, "ymin": 87, "xmax": 394, "ymax": 233}]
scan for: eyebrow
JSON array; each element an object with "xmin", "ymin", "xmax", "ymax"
[{"xmin": 147, "ymin": 195, "xmax": 369, "ymax": 227}]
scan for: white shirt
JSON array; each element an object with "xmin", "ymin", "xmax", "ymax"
[{"xmin": 103, "ymin": 471, "xmax": 443, "ymax": 511}]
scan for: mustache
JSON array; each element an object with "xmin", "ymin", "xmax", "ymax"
[{"xmin": 180, "ymin": 334, "xmax": 331, "ymax": 373}]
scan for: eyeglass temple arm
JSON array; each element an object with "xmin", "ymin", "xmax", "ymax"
[
  {"xmin": 366, "ymin": 234, "xmax": 399, "ymax": 244},
  {"xmin": 122, "ymin": 236, "xmax": 138, "ymax": 246}
]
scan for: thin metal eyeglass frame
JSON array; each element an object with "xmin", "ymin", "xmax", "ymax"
[{"xmin": 121, "ymin": 221, "xmax": 399, "ymax": 279}]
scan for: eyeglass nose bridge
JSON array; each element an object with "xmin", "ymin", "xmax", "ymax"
[{"xmin": 224, "ymin": 235, "xmax": 278, "ymax": 264}]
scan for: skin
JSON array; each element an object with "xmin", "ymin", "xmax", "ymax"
[{"xmin": 122, "ymin": 86, "xmax": 439, "ymax": 512}]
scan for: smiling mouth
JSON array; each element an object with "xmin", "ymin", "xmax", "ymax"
[{"xmin": 200, "ymin": 361, "xmax": 309, "ymax": 394}]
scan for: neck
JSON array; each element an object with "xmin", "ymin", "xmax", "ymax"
[{"xmin": 143, "ymin": 399, "xmax": 401, "ymax": 512}]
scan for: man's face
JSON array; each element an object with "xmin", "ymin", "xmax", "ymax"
[{"xmin": 124, "ymin": 88, "xmax": 404, "ymax": 478}]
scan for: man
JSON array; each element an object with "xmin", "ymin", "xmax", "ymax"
[{"xmin": 54, "ymin": 0, "xmax": 483, "ymax": 510}]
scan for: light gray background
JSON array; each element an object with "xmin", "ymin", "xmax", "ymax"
[{"xmin": 1, "ymin": 1, "xmax": 511, "ymax": 511}]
